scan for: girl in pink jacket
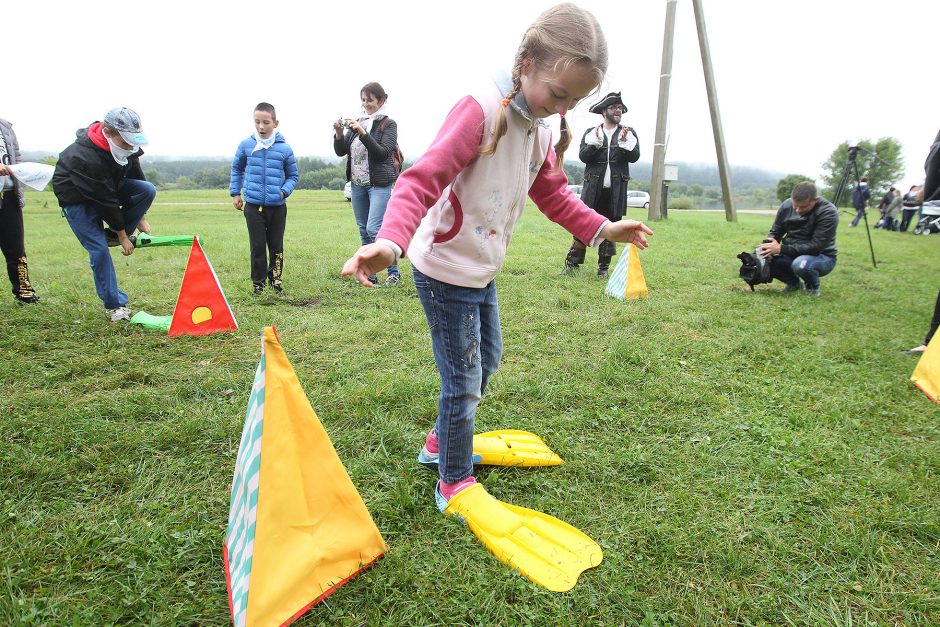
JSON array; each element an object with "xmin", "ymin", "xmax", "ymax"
[{"xmin": 343, "ymin": 3, "xmax": 652, "ymax": 524}]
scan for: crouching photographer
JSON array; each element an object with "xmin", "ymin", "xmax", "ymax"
[{"xmin": 757, "ymin": 181, "xmax": 838, "ymax": 298}]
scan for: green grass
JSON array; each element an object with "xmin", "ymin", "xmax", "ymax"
[{"xmin": 1, "ymin": 190, "xmax": 938, "ymax": 625}]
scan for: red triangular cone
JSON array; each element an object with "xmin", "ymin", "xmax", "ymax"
[{"xmin": 168, "ymin": 237, "xmax": 238, "ymax": 337}]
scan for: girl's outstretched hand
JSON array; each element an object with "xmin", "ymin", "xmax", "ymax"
[
  {"xmin": 599, "ymin": 220, "xmax": 654, "ymax": 249},
  {"xmin": 342, "ymin": 243, "xmax": 396, "ymax": 287}
]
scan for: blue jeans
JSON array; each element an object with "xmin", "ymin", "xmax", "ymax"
[
  {"xmin": 413, "ymin": 268, "xmax": 503, "ymax": 483},
  {"xmin": 63, "ymin": 179, "xmax": 156, "ymax": 309},
  {"xmin": 350, "ymin": 183, "xmax": 398, "ymax": 275},
  {"xmin": 770, "ymin": 253, "xmax": 836, "ymax": 290}
]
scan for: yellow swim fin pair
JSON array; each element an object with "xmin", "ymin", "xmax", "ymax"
[
  {"xmin": 436, "ymin": 482, "xmax": 603, "ymax": 593},
  {"xmin": 425, "ymin": 430, "xmax": 602, "ymax": 592},
  {"xmin": 418, "ymin": 429, "xmax": 564, "ymax": 469}
]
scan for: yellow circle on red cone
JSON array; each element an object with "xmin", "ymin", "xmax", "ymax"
[{"xmin": 192, "ymin": 306, "xmax": 213, "ymax": 325}]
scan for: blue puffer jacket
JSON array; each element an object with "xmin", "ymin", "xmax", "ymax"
[{"xmin": 230, "ymin": 132, "xmax": 299, "ymax": 206}]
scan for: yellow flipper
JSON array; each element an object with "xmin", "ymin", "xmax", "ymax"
[
  {"xmin": 444, "ymin": 484, "xmax": 602, "ymax": 592},
  {"xmin": 472, "ymin": 430, "xmax": 564, "ymax": 467}
]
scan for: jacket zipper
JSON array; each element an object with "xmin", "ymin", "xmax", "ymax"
[
  {"xmin": 504, "ymin": 126, "xmax": 535, "ymax": 245},
  {"xmin": 260, "ymin": 148, "xmax": 267, "ymax": 211}
]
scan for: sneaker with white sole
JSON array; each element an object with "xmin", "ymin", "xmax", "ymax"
[
  {"xmin": 107, "ymin": 306, "xmax": 131, "ymax": 322},
  {"xmin": 384, "ymin": 273, "xmax": 402, "ymax": 287}
]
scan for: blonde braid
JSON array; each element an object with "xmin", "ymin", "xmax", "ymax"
[
  {"xmin": 480, "ymin": 54, "xmax": 524, "ymax": 156},
  {"xmin": 553, "ymin": 117, "xmax": 571, "ymax": 172}
]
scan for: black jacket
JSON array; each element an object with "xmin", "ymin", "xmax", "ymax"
[
  {"xmin": 333, "ymin": 116, "xmax": 398, "ymax": 187},
  {"xmin": 924, "ymin": 128, "xmax": 940, "ymax": 203},
  {"xmin": 52, "ymin": 125, "xmax": 146, "ymax": 231},
  {"xmin": 578, "ymin": 125, "xmax": 640, "ymax": 220},
  {"xmin": 768, "ymin": 198, "xmax": 838, "ymax": 258},
  {"xmin": 851, "ymin": 183, "xmax": 870, "ymax": 210}
]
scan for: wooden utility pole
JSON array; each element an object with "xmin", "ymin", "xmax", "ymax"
[
  {"xmin": 692, "ymin": 0, "xmax": 736, "ymax": 221},
  {"xmin": 648, "ymin": 0, "xmax": 678, "ymax": 222}
]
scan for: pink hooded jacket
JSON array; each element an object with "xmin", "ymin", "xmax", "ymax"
[{"xmin": 376, "ymin": 74, "xmax": 608, "ymax": 288}]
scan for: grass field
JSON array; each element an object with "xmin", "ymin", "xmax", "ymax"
[{"xmin": 1, "ymin": 189, "xmax": 938, "ymax": 625}]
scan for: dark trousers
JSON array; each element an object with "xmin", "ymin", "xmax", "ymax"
[
  {"xmin": 566, "ymin": 187, "xmax": 618, "ymax": 265},
  {"xmin": 769, "ymin": 253, "xmax": 836, "ymax": 289},
  {"xmin": 0, "ymin": 191, "xmax": 35, "ymax": 297},
  {"xmin": 850, "ymin": 209, "xmax": 866, "ymax": 227},
  {"xmin": 244, "ymin": 203, "xmax": 286, "ymax": 287},
  {"xmin": 899, "ymin": 208, "xmax": 919, "ymax": 232}
]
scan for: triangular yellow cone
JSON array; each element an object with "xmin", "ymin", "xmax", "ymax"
[
  {"xmin": 604, "ymin": 243, "xmax": 649, "ymax": 300},
  {"xmin": 224, "ymin": 327, "xmax": 386, "ymax": 627},
  {"xmin": 912, "ymin": 332, "xmax": 940, "ymax": 404}
]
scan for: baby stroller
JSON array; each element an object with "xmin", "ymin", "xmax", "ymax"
[{"xmin": 912, "ymin": 201, "xmax": 940, "ymax": 235}]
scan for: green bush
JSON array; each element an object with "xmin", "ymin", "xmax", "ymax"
[{"xmin": 669, "ymin": 195, "xmax": 695, "ymax": 210}]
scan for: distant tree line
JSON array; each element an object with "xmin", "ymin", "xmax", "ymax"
[{"xmin": 140, "ymin": 156, "xmax": 363, "ymax": 192}]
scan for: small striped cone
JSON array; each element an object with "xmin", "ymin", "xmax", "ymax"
[
  {"xmin": 224, "ymin": 327, "xmax": 386, "ymax": 627},
  {"xmin": 604, "ymin": 243, "xmax": 648, "ymax": 300}
]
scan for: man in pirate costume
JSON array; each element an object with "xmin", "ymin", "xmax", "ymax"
[
  {"xmin": 561, "ymin": 91, "xmax": 640, "ymax": 277},
  {"xmin": 0, "ymin": 117, "xmax": 39, "ymax": 303}
]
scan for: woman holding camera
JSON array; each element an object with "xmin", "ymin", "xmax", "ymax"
[{"xmin": 333, "ymin": 82, "xmax": 401, "ymax": 286}]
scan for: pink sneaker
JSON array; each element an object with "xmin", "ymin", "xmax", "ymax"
[
  {"xmin": 418, "ymin": 428, "xmax": 483, "ymax": 470},
  {"xmin": 418, "ymin": 429, "xmax": 440, "ymax": 467},
  {"xmin": 434, "ymin": 476, "xmax": 477, "ymax": 512}
]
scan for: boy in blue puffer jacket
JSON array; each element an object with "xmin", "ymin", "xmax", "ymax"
[{"xmin": 230, "ymin": 102, "xmax": 299, "ymax": 295}]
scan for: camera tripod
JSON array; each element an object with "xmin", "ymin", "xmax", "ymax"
[{"xmin": 831, "ymin": 145, "xmax": 877, "ymax": 268}]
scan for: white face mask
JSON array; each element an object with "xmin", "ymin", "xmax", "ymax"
[
  {"xmin": 251, "ymin": 132, "xmax": 277, "ymax": 154},
  {"xmin": 104, "ymin": 131, "xmax": 139, "ymax": 165}
]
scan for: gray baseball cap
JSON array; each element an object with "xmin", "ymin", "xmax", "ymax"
[{"xmin": 103, "ymin": 107, "xmax": 148, "ymax": 146}]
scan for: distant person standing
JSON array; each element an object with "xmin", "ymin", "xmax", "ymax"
[
  {"xmin": 874, "ymin": 187, "xmax": 894, "ymax": 228},
  {"xmin": 230, "ymin": 102, "xmax": 299, "ymax": 296},
  {"xmin": 850, "ymin": 176, "xmax": 871, "ymax": 227},
  {"xmin": 0, "ymin": 117, "xmax": 39, "ymax": 303},
  {"xmin": 899, "ymin": 185, "xmax": 921, "ymax": 232},
  {"xmin": 53, "ymin": 107, "xmax": 155, "ymax": 322},
  {"xmin": 883, "ymin": 186, "xmax": 902, "ymax": 231},
  {"xmin": 562, "ymin": 91, "xmax": 640, "ymax": 277},
  {"xmin": 333, "ymin": 82, "xmax": 401, "ymax": 286}
]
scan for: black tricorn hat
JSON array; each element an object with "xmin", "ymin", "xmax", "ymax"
[{"xmin": 589, "ymin": 91, "xmax": 627, "ymax": 114}]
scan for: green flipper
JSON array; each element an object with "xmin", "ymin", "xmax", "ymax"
[
  {"xmin": 442, "ymin": 483, "xmax": 602, "ymax": 592},
  {"xmin": 130, "ymin": 311, "xmax": 172, "ymax": 331},
  {"xmin": 134, "ymin": 234, "xmax": 200, "ymax": 248},
  {"xmin": 473, "ymin": 430, "xmax": 564, "ymax": 467}
]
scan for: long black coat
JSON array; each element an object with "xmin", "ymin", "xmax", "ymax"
[{"xmin": 579, "ymin": 125, "xmax": 640, "ymax": 220}]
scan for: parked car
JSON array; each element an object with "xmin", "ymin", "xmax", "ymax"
[
  {"xmin": 344, "ymin": 181, "xmax": 352, "ymax": 201},
  {"xmin": 627, "ymin": 190, "xmax": 650, "ymax": 209},
  {"xmin": 567, "ymin": 184, "xmax": 582, "ymax": 197}
]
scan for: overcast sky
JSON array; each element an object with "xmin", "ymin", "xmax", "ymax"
[{"xmin": 8, "ymin": 0, "xmax": 938, "ymax": 190}]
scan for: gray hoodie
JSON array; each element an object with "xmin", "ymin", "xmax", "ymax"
[{"xmin": 0, "ymin": 118, "xmax": 25, "ymax": 209}]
